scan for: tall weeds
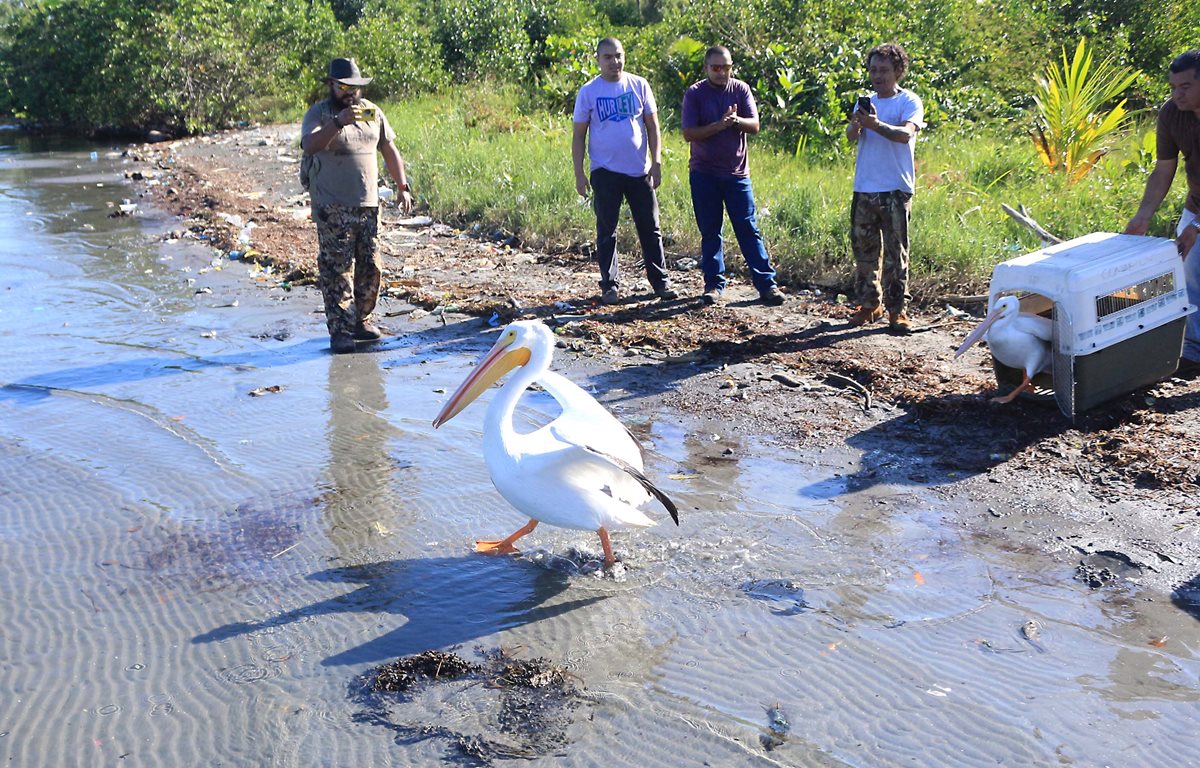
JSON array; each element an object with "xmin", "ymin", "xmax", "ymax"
[{"xmin": 383, "ymin": 89, "xmax": 1182, "ymax": 300}]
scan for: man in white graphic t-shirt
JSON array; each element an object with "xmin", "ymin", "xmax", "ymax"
[
  {"xmin": 572, "ymin": 37, "xmax": 677, "ymax": 304},
  {"xmin": 845, "ymin": 43, "xmax": 925, "ymax": 335}
]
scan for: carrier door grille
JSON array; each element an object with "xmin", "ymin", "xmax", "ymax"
[
  {"xmin": 1095, "ymin": 272, "xmax": 1175, "ymax": 319},
  {"xmin": 1052, "ymin": 301, "xmax": 1075, "ymax": 420}
]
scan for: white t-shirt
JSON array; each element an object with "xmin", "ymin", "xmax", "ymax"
[
  {"xmin": 573, "ymin": 73, "xmax": 658, "ymax": 177},
  {"xmin": 852, "ymin": 88, "xmax": 925, "ymax": 194}
]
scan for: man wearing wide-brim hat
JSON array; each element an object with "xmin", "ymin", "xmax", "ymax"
[{"xmin": 301, "ymin": 57, "xmax": 414, "ymax": 354}]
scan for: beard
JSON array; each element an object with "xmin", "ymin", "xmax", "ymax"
[{"xmin": 329, "ymin": 87, "xmax": 361, "ymax": 109}]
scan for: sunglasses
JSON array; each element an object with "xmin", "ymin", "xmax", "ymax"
[
  {"xmin": 708, "ymin": 64, "xmax": 733, "ymax": 73},
  {"xmin": 333, "ymin": 82, "xmax": 360, "ymax": 94}
]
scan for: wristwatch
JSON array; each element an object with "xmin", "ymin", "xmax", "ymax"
[{"xmin": 1190, "ymin": 219, "xmax": 1200, "ymax": 233}]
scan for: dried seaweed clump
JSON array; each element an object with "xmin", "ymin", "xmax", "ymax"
[
  {"xmin": 360, "ymin": 647, "xmax": 584, "ymax": 764},
  {"xmin": 493, "ymin": 656, "xmax": 571, "ymax": 690},
  {"xmin": 371, "ymin": 650, "xmax": 481, "ymax": 693}
]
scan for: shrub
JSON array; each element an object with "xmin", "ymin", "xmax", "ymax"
[{"xmin": 1031, "ymin": 38, "xmax": 1139, "ymax": 184}]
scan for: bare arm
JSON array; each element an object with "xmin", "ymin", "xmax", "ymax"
[
  {"xmin": 379, "ymin": 140, "xmax": 413, "ymax": 213},
  {"xmin": 1125, "ymin": 159, "xmax": 1178, "ymax": 235},
  {"xmin": 683, "ymin": 104, "xmax": 760, "ymax": 142},
  {"xmin": 846, "ymin": 111, "xmax": 864, "ymax": 141},
  {"xmin": 644, "ymin": 110, "xmax": 662, "ymax": 189},
  {"xmin": 859, "ymin": 110, "xmax": 917, "ymax": 143},
  {"xmin": 572, "ymin": 121, "xmax": 590, "ymax": 197},
  {"xmin": 302, "ymin": 106, "xmax": 359, "ymax": 154}
]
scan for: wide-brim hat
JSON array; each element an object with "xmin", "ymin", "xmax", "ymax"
[{"xmin": 328, "ymin": 57, "xmax": 372, "ymax": 86}]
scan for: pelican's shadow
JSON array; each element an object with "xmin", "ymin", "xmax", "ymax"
[{"xmin": 193, "ymin": 555, "xmax": 606, "ymax": 666}]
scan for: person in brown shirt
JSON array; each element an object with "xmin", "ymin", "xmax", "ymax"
[
  {"xmin": 1126, "ymin": 49, "xmax": 1200, "ymax": 371},
  {"xmin": 301, "ymin": 58, "xmax": 413, "ymax": 354}
]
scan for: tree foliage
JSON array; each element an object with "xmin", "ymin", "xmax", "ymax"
[{"xmin": 0, "ymin": 0, "xmax": 1193, "ymax": 139}]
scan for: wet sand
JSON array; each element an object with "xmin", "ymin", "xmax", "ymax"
[{"xmin": 1, "ymin": 140, "xmax": 1198, "ymax": 766}]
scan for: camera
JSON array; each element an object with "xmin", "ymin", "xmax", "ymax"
[{"xmin": 856, "ymin": 95, "xmax": 873, "ymax": 113}]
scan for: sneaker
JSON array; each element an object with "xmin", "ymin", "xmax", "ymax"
[
  {"xmin": 600, "ymin": 287, "xmax": 620, "ymax": 305},
  {"xmin": 655, "ymin": 285, "xmax": 679, "ymax": 301},
  {"xmin": 330, "ymin": 332, "xmax": 356, "ymax": 354},
  {"xmin": 888, "ymin": 311, "xmax": 913, "ymax": 335},
  {"xmin": 353, "ymin": 321, "xmax": 384, "ymax": 342},
  {"xmin": 760, "ymin": 286, "xmax": 786, "ymax": 306},
  {"xmin": 701, "ymin": 288, "xmax": 724, "ymax": 306},
  {"xmin": 847, "ymin": 305, "xmax": 883, "ymax": 327}
]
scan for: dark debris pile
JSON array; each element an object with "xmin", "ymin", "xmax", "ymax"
[
  {"xmin": 359, "ymin": 647, "xmax": 582, "ymax": 765},
  {"xmin": 371, "ymin": 650, "xmax": 481, "ymax": 693}
]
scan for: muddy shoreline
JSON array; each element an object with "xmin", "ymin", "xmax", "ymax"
[{"xmin": 127, "ymin": 123, "xmax": 1199, "ymax": 601}]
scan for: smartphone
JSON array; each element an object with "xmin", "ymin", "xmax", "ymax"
[
  {"xmin": 856, "ymin": 95, "xmax": 873, "ymax": 113},
  {"xmin": 359, "ymin": 106, "xmax": 377, "ymax": 122}
]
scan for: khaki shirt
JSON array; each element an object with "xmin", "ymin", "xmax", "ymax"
[{"xmin": 301, "ymin": 98, "xmax": 396, "ymax": 207}]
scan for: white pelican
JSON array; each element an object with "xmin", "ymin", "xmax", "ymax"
[
  {"xmin": 432, "ymin": 320, "xmax": 679, "ymax": 568},
  {"xmin": 954, "ymin": 295, "xmax": 1054, "ymax": 403}
]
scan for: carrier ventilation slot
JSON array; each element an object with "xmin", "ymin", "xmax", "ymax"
[{"xmin": 1094, "ymin": 272, "xmax": 1175, "ymax": 319}]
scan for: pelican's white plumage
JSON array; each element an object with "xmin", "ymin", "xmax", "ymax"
[
  {"xmin": 955, "ymin": 295, "xmax": 1054, "ymax": 403},
  {"xmin": 432, "ymin": 320, "xmax": 677, "ymax": 566}
]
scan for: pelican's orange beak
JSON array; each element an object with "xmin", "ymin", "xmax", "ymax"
[
  {"xmin": 432, "ymin": 334, "xmax": 531, "ymax": 428},
  {"xmin": 954, "ymin": 308, "xmax": 1004, "ymax": 358}
]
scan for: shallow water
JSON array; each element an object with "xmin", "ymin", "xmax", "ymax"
[{"xmin": 1, "ymin": 139, "xmax": 1198, "ymax": 766}]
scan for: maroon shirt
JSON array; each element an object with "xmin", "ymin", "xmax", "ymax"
[
  {"xmin": 1156, "ymin": 99, "xmax": 1200, "ymax": 212},
  {"xmin": 681, "ymin": 78, "xmax": 757, "ymax": 177}
]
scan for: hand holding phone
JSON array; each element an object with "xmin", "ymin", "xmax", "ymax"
[
  {"xmin": 354, "ymin": 105, "xmax": 377, "ymax": 122},
  {"xmin": 856, "ymin": 95, "xmax": 874, "ymax": 114}
]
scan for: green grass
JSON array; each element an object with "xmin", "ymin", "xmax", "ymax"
[{"xmin": 377, "ymin": 87, "xmax": 1191, "ymax": 301}]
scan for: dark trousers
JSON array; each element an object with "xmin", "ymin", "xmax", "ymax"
[{"xmin": 590, "ymin": 167, "xmax": 670, "ymax": 291}]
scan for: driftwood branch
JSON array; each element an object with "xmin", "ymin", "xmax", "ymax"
[
  {"xmin": 1001, "ymin": 203, "xmax": 1062, "ymax": 244},
  {"xmin": 938, "ymin": 293, "xmax": 989, "ymax": 305},
  {"xmin": 824, "ymin": 373, "xmax": 873, "ymax": 413}
]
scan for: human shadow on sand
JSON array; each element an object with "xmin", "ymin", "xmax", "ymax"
[
  {"xmin": 1171, "ymin": 573, "xmax": 1200, "ymax": 621},
  {"xmin": 581, "ymin": 321, "xmax": 872, "ymax": 406},
  {"xmin": 0, "ymin": 336, "xmax": 331, "ymax": 403},
  {"xmin": 808, "ymin": 380, "xmax": 1200, "ymax": 494},
  {"xmin": 192, "ymin": 554, "xmax": 606, "ymax": 666}
]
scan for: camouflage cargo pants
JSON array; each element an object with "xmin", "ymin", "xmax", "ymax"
[
  {"xmin": 313, "ymin": 203, "xmax": 380, "ymax": 336},
  {"xmin": 850, "ymin": 191, "xmax": 912, "ymax": 313}
]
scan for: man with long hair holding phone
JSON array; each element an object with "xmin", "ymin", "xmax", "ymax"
[{"xmin": 846, "ymin": 43, "xmax": 924, "ymax": 335}]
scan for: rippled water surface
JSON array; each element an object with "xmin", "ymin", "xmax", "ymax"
[{"xmin": 1, "ymin": 138, "xmax": 1198, "ymax": 766}]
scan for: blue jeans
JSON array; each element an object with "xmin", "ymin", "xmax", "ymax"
[
  {"xmin": 1178, "ymin": 211, "xmax": 1200, "ymax": 362},
  {"xmin": 689, "ymin": 170, "xmax": 777, "ymax": 293}
]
